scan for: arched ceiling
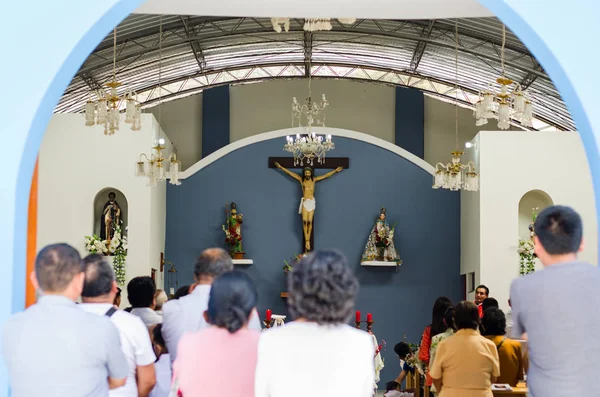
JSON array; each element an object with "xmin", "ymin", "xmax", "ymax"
[{"xmin": 57, "ymin": 14, "xmax": 574, "ymax": 131}]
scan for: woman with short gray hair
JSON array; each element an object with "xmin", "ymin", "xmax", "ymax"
[{"xmin": 255, "ymin": 249, "xmax": 375, "ymax": 397}]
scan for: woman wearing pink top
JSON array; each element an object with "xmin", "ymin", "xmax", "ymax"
[{"xmin": 172, "ymin": 270, "xmax": 260, "ymax": 397}]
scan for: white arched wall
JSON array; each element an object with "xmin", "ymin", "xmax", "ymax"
[
  {"xmin": 462, "ymin": 130, "xmax": 598, "ymax": 312},
  {"xmin": 37, "ymin": 114, "xmax": 170, "ymax": 305},
  {"xmin": 518, "ymin": 190, "xmax": 554, "ymax": 272},
  {"xmin": 4, "ymin": 0, "xmax": 600, "ymax": 396},
  {"xmin": 180, "ymin": 127, "xmax": 435, "ymax": 179},
  {"xmin": 518, "ymin": 189, "xmax": 554, "ymax": 241}
]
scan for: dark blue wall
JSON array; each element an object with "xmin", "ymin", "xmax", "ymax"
[
  {"xmin": 202, "ymin": 86, "xmax": 230, "ymax": 157},
  {"xmin": 395, "ymin": 87, "xmax": 424, "ymax": 158},
  {"xmin": 165, "ymin": 137, "xmax": 460, "ymax": 386}
]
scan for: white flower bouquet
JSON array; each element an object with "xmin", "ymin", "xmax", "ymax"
[{"xmin": 84, "ymin": 226, "xmax": 128, "ymax": 285}]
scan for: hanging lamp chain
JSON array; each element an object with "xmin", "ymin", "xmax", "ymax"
[
  {"xmin": 501, "ymin": 24, "xmax": 506, "ymax": 77},
  {"xmin": 454, "ymin": 19, "xmax": 459, "ymax": 151},
  {"xmin": 112, "ymin": 28, "xmax": 117, "ymax": 82},
  {"xmin": 158, "ymin": 16, "xmax": 163, "ymax": 127}
]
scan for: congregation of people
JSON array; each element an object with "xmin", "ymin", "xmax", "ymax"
[{"xmin": 2, "ymin": 205, "xmax": 600, "ymax": 397}]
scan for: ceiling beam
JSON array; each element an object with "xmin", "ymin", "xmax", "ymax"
[
  {"xmin": 180, "ymin": 16, "xmax": 206, "ymax": 71},
  {"xmin": 304, "ymin": 31, "xmax": 313, "ymax": 77},
  {"xmin": 79, "ymin": 71, "xmax": 103, "ymax": 90},
  {"xmin": 76, "ymin": 25, "xmax": 546, "ymax": 80},
  {"xmin": 520, "ymin": 60, "xmax": 543, "ymax": 89},
  {"xmin": 409, "ymin": 20, "xmax": 435, "ymax": 73}
]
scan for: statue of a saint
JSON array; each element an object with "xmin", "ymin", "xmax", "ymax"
[
  {"xmin": 274, "ymin": 163, "xmax": 343, "ymax": 252},
  {"xmin": 362, "ymin": 208, "xmax": 401, "ymax": 262},
  {"xmin": 222, "ymin": 202, "xmax": 244, "ymax": 259},
  {"xmin": 100, "ymin": 192, "xmax": 121, "ymax": 241}
]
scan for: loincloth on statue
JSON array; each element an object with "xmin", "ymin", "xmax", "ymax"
[{"xmin": 298, "ymin": 198, "xmax": 316, "ymax": 214}]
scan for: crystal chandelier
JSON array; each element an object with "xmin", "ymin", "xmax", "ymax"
[
  {"xmin": 433, "ymin": 21, "xmax": 479, "ymax": 192},
  {"xmin": 84, "ymin": 27, "xmax": 141, "ymax": 135},
  {"xmin": 473, "ymin": 24, "xmax": 533, "ymax": 129},
  {"xmin": 134, "ymin": 17, "xmax": 181, "ymax": 187},
  {"xmin": 271, "ymin": 17, "xmax": 356, "ymax": 33},
  {"xmin": 283, "ymin": 62, "xmax": 334, "ymax": 166},
  {"xmin": 135, "ymin": 138, "xmax": 181, "ymax": 187}
]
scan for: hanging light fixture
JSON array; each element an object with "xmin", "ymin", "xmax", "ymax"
[
  {"xmin": 84, "ymin": 27, "xmax": 142, "ymax": 134},
  {"xmin": 433, "ymin": 21, "xmax": 479, "ymax": 192},
  {"xmin": 283, "ymin": 58, "xmax": 334, "ymax": 166},
  {"xmin": 135, "ymin": 17, "xmax": 181, "ymax": 187},
  {"xmin": 271, "ymin": 17, "xmax": 356, "ymax": 33},
  {"xmin": 473, "ymin": 24, "xmax": 534, "ymax": 129}
]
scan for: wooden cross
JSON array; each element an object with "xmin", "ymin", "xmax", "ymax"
[{"xmin": 268, "ymin": 157, "xmax": 350, "ymax": 253}]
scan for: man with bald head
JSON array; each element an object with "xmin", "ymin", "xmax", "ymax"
[{"xmin": 162, "ymin": 248, "xmax": 262, "ymax": 362}]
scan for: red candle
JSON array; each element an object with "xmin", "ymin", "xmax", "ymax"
[
  {"xmin": 266, "ymin": 309, "xmax": 272, "ymax": 322},
  {"xmin": 356, "ymin": 310, "xmax": 361, "ymax": 322},
  {"xmin": 367, "ymin": 313, "xmax": 373, "ymax": 322}
]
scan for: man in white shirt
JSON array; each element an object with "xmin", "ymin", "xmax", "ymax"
[
  {"xmin": 80, "ymin": 254, "xmax": 157, "ymax": 397},
  {"xmin": 162, "ymin": 247, "xmax": 262, "ymax": 362},
  {"xmin": 128, "ymin": 276, "xmax": 163, "ymax": 327}
]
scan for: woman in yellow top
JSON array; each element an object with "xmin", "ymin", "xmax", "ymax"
[
  {"xmin": 481, "ymin": 307, "xmax": 527, "ymax": 386},
  {"xmin": 429, "ymin": 301, "xmax": 500, "ymax": 397}
]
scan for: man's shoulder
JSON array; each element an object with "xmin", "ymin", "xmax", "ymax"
[{"xmin": 112, "ymin": 309, "xmax": 149, "ymax": 331}]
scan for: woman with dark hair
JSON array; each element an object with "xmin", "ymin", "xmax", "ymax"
[
  {"xmin": 418, "ymin": 296, "xmax": 453, "ymax": 389},
  {"xmin": 172, "ymin": 270, "xmax": 260, "ymax": 397},
  {"xmin": 481, "ymin": 308, "xmax": 526, "ymax": 387},
  {"xmin": 429, "ymin": 301, "xmax": 500, "ymax": 397},
  {"xmin": 429, "ymin": 307, "xmax": 456, "ymax": 395},
  {"xmin": 255, "ymin": 249, "xmax": 375, "ymax": 397}
]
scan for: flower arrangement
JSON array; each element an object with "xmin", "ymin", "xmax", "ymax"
[
  {"xmin": 84, "ymin": 226, "xmax": 128, "ymax": 285},
  {"xmin": 283, "ymin": 253, "xmax": 306, "ymax": 274},
  {"xmin": 517, "ymin": 207, "xmax": 538, "ymax": 276},
  {"xmin": 375, "ymin": 223, "xmax": 396, "ymax": 248}
]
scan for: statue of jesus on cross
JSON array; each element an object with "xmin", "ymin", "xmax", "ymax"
[{"xmin": 274, "ymin": 162, "xmax": 343, "ymax": 252}]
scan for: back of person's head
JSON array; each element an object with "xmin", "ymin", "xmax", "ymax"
[
  {"xmin": 386, "ymin": 381, "xmax": 401, "ymax": 392},
  {"xmin": 81, "ymin": 254, "xmax": 115, "ymax": 298},
  {"xmin": 454, "ymin": 301, "xmax": 480, "ymax": 330},
  {"xmin": 393, "ymin": 342, "xmax": 411, "ymax": 359},
  {"xmin": 481, "ymin": 297, "xmax": 499, "ymax": 312},
  {"xmin": 154, "ymin": 289, "xmax": 168, "ymax": 311},
  {"xmin": 431, "ymin": 296, "xmax": 453, "ymax": 337},
  {"xmin": 481, "ymin": 307, "xmax": 507, "ymax": 336},
  {"xmin": 443, "ymin": 306, "xmax": 456, "ymax": 331},
  {"xmin": 150, "ymin": 323, "xmax": 168, "ymax": 359},
  {"xmin": 194, "ymin": 248, "xmax": 233, "ymax": 281},
  {"xmin": 206, "ymin": 270, "xmax": 258, "ymax": 333},
  {"xmin": 174, "ymin": 285, "xmax": 190, "ymax": 299},
  {"xmin": 288, "ymin": 249, "xmax": 359, "ymax": 325},
  {"xmin": 534, "ymin": 205, "xmax": 583, "ymax": 260},
  {"xmin": 151, "ymin": 323, "xmax": 166, "ymax": 349},
  {"xmin": 127, "ymin": 276, "xmax": 156, "ymax": 308},
  {"xmin": 35, "ymin": 243, "xmax": 83, "ymax": 293}
]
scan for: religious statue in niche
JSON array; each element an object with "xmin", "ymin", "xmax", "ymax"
[
  {"xmin": 100, "ymin": 191, "xmax": 122, "ymax": 241},
  {"xmin": 274, "ymin": 162, "xmax": 343, "ymax": 252},
  {"xmin": 362, "ymin": 208, "xmax": 402, "ymax": 263},
  {"xmin": 222, "ymin": 202, "xmax": 245, "ymax": 259}
]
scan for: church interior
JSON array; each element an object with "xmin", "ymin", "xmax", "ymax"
[{"xmin": 20, "ymin": 0, "xmax": 598, "ymax": 392}]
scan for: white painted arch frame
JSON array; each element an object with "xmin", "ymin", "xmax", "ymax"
[{"xmin": 180, "ymin": 127, "xmax": 435, "ymax": 179}]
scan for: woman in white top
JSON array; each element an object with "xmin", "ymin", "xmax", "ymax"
[{"xmin": 255, "ymin": 249, "xmax": 375, "ymax": 397}]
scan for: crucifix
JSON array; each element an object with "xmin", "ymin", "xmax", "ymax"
[{"xmin": 269, "ymin": 157, "xmax": 350, "ymax": 253}]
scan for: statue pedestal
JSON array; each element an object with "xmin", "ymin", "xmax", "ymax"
[
  {"xmin": 360, "ymin": 260, "xmax": 401, "ymax": 272},
  {"xmin": 232, "ymin": 259, "xmax": 253, "ymax": 266}
]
